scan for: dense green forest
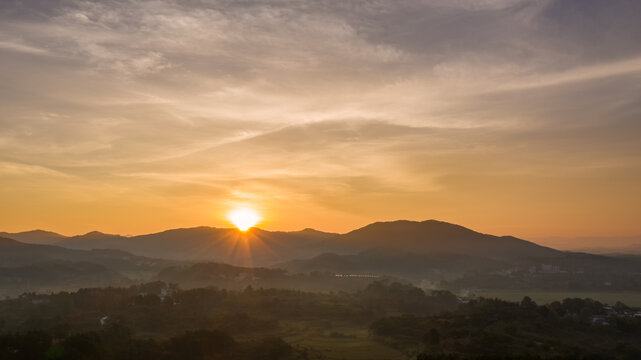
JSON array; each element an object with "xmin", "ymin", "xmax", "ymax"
[
  {"xmin": 0, "ymin": 327, "xmax": 296, "ymax": 360},
  {"xmin": 373, "ymin": 297, "xmax": 641, "ymax": 359},
  {"xmin": 0, "ymin": 282, "xmax": 639, "ymax": 359}
]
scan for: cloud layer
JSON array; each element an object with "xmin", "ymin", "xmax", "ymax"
[{"xmin": 1, "ymin": 0, "xmax": 640, "ymax": 239}]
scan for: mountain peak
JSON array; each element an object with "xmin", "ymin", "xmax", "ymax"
[
  {"xmin": 342, "ymin": 219, "xmax": 558, "ymax": 259},
  {"xmin": 77, "ymin": 231, "xmax": 121, "ymax": 240},
  {"xmin": 83, "ymin": 231, "xmax": 107, "ymax": 236},
  {"xmin": 0, "ymin": 230, "xmax": 65, "ymax": 245},
  {"xmin": 34, "ymin": 220, "xmax": 561, "ymax": 264},
  {"xmin": 20, "ymin": 229, "xmax": 63, "ymax": 236},
  {"xmin": 353, "ymin": 219, "xmax": 479, "ymax": 237}
]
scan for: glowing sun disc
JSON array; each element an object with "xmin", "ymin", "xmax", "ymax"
[{"xmin": 228, "ymin": 208, "xmax": 260, "ymax": 231}]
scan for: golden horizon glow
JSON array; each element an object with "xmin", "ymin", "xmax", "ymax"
[{"xmin": 228, "ymin": 208, "xmax": 261, "ymax": 231}]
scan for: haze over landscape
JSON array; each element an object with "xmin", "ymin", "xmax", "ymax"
[{"xmin": 1, "ymin": 1, "xmax": 641, "ymax": 359}]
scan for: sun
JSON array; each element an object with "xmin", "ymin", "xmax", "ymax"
[{"xmin": 227, "ymin": 208, "xmax": 261, "ymax": 231}]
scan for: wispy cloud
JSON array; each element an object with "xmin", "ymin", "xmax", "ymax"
[
  {"xmin": 494, "ymin": 56, "xmax": 641, "ymax": 92},
  {"xmin": 0, "ymin": 0, "xmax": 640, "ymax": 236},
  {"xmin": 0, "ymin": 161, "xmax": 71, "ymax": 178},
  {"xmin": 0, "ymin": 40, "xmax": 49, "ymax": 55}
]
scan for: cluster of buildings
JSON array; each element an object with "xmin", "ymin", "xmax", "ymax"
[{"xmin": 591, "ymin": 306, "xmax": 641, "ymax": 325}]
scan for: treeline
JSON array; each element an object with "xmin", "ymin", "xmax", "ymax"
[
  {"xmin": 0, "ymin": 281, "xmax": 459, "ymax": 359},
  {"xmin": 0, "ymin": 281, "xmax": 457, "ymax": 337},
  {"xmin": 0, "ymin": 324, "xmax": 298, "ymax": 360},
  {"xmin": 3, "ymin": 281, "xmax": 640, "ymax": 359},
  {"xmin": 443, "ymin": 272, "xmax": 641, "ymax": 291},
  {"xmin": 372, "ymin": 297, "xmax": 641, "ymax": 359},
  {"xmin": 155, "ymin": 263, "xmax": 386, "ymax": 293}
]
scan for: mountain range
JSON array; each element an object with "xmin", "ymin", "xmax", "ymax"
[
  {"xmin": 0, "ymin": 235, "xmax": 177, "ymax": 297},
  {"xmin": 0, "ymin": 230, "xmax": 65, "ymax": 245},
  {"xmin": 0, "ymin": 236, "xmax": 173, "ymax": 270},
  {"xmin": 3, "ymin": 220, "xmax": 561, "ymax": 266},
  {"xmin": 2, "ymin": 220, "xmax": 640, "ymax": 294},
  {"xmin": 55, "ymin": 227, "xmax": 342, "ymax": 265}
]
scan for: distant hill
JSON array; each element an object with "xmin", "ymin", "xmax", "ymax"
[
  {"xmin": 2, "ymin": 220, "xmax": 641, "ymax": 292},
  {"xmin": 0, "ymin": 230, "xmax": 65, "ymax": 245},
  {"xmin": 7, "ymin": 220, "xmax": 640, "ymax": 277},
  {"xmin": 277, "ymin": 251, "xmax": 509, "ymax": 280},
  {"xmin": 277, "ymin": 221, "xmax": 641, "ymax": 284},
  {"xmin": 278, "ymin": 248, "xmax": 641, "ymax": 284},
  {"xmin": 51, "ymin": 220, "xmax": 561, "ymax": 266},
  {"xmin": 335, "ymin": 220, "xmax": 562, "ymax": 260},
  {"xmin": 155, "ymin": 261, "xmax": 390, "ymax": 292},
  {"xmin": 0, "ymin": 262, "xmax": 128, "ymax": 297},
  {"xmin": 0, "ymin": 236, "xmax": 174, "ymax": 273},
  {"xmin": 57, "ymin": 231, "xmax": 129, "ymax": 249},
  {"xmin": 56, "ymin": 227, "xmax": 343, "ymax": 266},
  {"xmin": 0, "ymin": 236, "xmax": 176, "ymax": 296}
]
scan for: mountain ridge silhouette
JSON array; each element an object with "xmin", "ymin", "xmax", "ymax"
[{"xmin": 5, "ymin": 220, "xmax": 562, "ymax": 266}]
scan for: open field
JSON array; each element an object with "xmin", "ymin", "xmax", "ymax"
[
  {"xmin": 281, "ymin": 320, "xmax": 409, "ymax": 360},
  {"xmin": 473, "ymin": 290, "xmax": 641, "ymax": 307}
]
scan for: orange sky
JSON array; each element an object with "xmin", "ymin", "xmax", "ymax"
[{"xmin": 1, "ymin": 0, "xmax": 641, "ymax": 246}]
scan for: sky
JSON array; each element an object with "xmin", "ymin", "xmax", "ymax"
[{"xmin": 1, "ymin": 0, "xmax": 640, "ymax": 244}]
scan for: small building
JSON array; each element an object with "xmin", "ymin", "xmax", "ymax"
[
  {"xmin": 159, "ymin": 287, "xmax": 174, "ymax": 301},
  {"xmin": 591, "ymin": 315, "xmax": 609, "ymax": 325}
]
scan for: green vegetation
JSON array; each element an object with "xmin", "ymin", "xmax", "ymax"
[
  {"xmin": 0, "ymin": 326, "xmax": 297, "ymax": 360},
  {"xmin": 1, "ymin": 281, "xmax": 639, "ymax": 359},
  {"xmin": 471, "ymin": 290, "xmax": 641, "ymax": 308},
  {"xmin": 0, "ymin": 281, "xmax": 455, "ymax": 359},
  {"xmin": 372, "ymin": 297, "xmax": 641, "ymax": 359}
]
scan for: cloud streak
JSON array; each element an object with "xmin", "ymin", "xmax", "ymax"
[{"xmin": 0, "ymin": 0, "xmax": 640, "ymax": 238}]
